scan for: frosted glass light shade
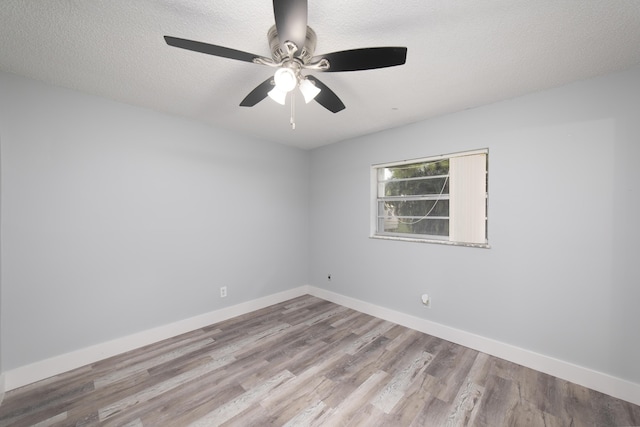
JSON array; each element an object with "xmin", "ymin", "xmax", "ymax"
[
  {"xmin": 273, "ymin": 68, "xmax": 297, "ymax": 92},
  {"xmin": 299, "ymin": 78, "xmax": 321, "ymax": 103},
  {"xmin": 268, "ymin": 87, "xmax": 287, "ymax": 105}
]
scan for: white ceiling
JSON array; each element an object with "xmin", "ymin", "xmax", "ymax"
[{"xmin": 2, "ymin": 1, "xmax": 640, "ymax": 149}]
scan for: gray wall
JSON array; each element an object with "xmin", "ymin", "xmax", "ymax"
[
  {"xmin": 2, "ymin": 65, "xmax": 639, "ymax": 387},
  {"xmin": 309, "ymin": 66, "xmax": 640, "ymax": 384},
  {"xmin": 0, "ymin": 72, "xmax": 310, "ymax": 371}
]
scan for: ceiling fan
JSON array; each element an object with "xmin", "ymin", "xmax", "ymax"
[{"xmin": 164, "ymin": 0, "xmax": 407, "ymax": 115}]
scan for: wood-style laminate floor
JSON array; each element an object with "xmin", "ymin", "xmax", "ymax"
[{"xmin": 1, "ymin": 295, "xmax": 639, "ymax": 427}]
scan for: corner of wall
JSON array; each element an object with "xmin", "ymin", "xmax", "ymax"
[{"xmin": 0, "ymin": 373, "xmax": 5, "ymax": 406}]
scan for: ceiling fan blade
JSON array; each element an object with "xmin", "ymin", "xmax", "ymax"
[
  {"xmin": 164, "ymin": 36, "xmax": 261, "ymax": 64},
  {"xmin": 272, "ymin": 0, "xmax": 308, "ymax": 53},
  {"xmin": 306, "ymin": 76, "xmax": 345, "ymax": 113},
  {"xmin": 240, "ymin": 78, "xmax": 274, "ymax": 107},
  {"xmin": 313, "ymin": 47, "xmax": 407, "ymax": 72}
]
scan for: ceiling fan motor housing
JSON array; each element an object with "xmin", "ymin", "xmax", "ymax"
[{"xmin": 268, "ymin": 25, "xmax": 317, "ymax": 63}]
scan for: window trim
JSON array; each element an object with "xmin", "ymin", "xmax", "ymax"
[{"xmin": 370, "ymin": 149, "xmax": 490, "ymax": 248}]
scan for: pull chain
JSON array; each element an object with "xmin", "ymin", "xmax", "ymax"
[{"xmin": 290, "ymin": 91, "xmax": 296, "ymax": 130}]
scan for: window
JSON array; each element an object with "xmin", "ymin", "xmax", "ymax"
[{"xmin": 371, "ymin": 149, "xmax": 488, "ymax": 247}]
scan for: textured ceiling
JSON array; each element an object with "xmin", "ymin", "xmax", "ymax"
[{"xmin": 2, "ymin": 0, "xmax": 640, "ymax": 149}]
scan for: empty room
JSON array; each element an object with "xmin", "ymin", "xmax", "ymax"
[{"xmin": 1, "ymin": 0, "xmax": 640, "ymax": 426}]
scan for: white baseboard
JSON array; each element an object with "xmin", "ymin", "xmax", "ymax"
[
  {"xmin": 306, "ymin": 286, "xmax": 640, "ymax": 406},
  {"xmin": 4, "ymin": 285, "xmax": 639, "ymax": 407},
  {"xmin": 3, "ymin": 286, "xmax": 309, "ymax": 392}
]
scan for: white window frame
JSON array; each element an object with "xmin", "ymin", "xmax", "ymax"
[{"xmin": 370, "ymin": 148, "xmax": 489, "ymax": 248}]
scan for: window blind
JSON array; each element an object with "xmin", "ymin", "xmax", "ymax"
[{"xmin": 449, "ymin": 153, "xmax": 487, "ymax": 244}]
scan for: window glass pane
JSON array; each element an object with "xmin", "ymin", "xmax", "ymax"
[
  {"xmin": 380, "ymin": 200, "xmax": 449, "ymax": 218},
  {"xmin": 381, "ymin": 159, "xmax": 449, "ymax": 180},
  {"xmin": 383, "ymin": 177, "xmax": 449, "ymax": 197},
  {"xmin": 384, "ymin": 218, "xmax": 449, "ymax": 236}
]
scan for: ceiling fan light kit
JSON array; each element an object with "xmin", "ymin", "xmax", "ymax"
[
  {"xmin": 268, "ymin": 57, "xmax": 322, "ymax": 107},
  {"xmin": 164, "ymin": 0, "xmax": 408, "ymax": 127}
]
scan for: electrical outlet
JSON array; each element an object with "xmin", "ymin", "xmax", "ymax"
[
  {"xmin": 220, "ymin": 286, "xmax": 227, "ymax": 298},
  {"xmin": 421, "ymin": 294, "xmax": 431, "ymax": 308}
]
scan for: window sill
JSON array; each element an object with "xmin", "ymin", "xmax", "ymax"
[{"xmin": 370, "ymin": 234, "xmax": 490, "ymax": 249}]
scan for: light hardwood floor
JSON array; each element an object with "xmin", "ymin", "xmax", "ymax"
[{"xmin": 1, "ymin": 295, "xmax": 639, "ymax": 426}]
